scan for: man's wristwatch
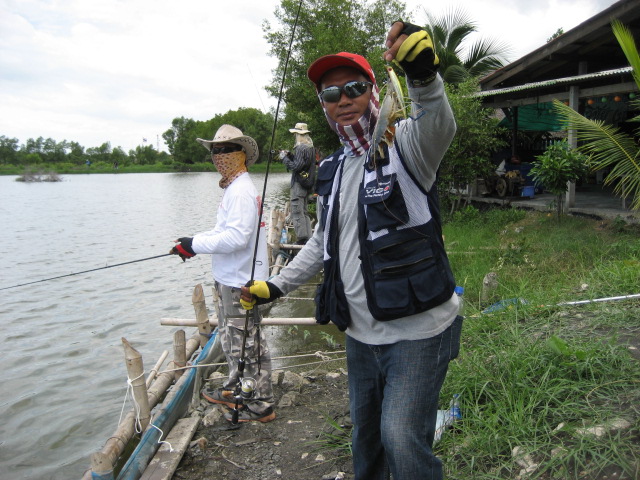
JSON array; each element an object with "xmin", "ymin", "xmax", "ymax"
[{"xmin": 410, "ymin": 74, "xmax": 437, "ymax": 87}]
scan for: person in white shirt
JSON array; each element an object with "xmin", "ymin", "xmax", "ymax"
[{"xmin": 170, "ymin": 124, "xmax": 274, "ymax": 423}]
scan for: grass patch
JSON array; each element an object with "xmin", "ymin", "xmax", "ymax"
[
  {"xmin": 441, "ymin": 208, "xmax": 640, "ymax": 479},
  {"xmin": 318, "ymin": 206, "xmax": 640, "ymax": 479}
]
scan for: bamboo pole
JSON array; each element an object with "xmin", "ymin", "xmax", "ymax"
[
  {"xmin": 146, "ymin": 350, "xmax": 168, "ymax": 389},
  {"xmin": 173, "ymin": 330, "xmax": 186, "ymax": 381},
  {"xmin": 267, "ymin": 208, "xmax": 279, "ymax": 263},
  {"xmin": 89, "ymin": 452, "xmax": 114, "ymax": 480},
  {"xmin": 82, "ymin": 334, "xmax": 202, "ymax": 480},
  {"xmin": 211, "ymin": 286, "xmax": 223, "ymax": 326},
  {"xmin": 122, "ymin": 338, "xmax": 151, "ymax": 432},
  {"xmin": 192, "ymin": 284, "xmax": 212, "ymax": 348},
  {"xmin": 161, "ymin": 317, "xmax": 317, "ymax": 326}
]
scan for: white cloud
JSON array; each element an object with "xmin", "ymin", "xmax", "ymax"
[{"xmin": 0, "ymin": 0, "xmax": 621, "ymax": 153}]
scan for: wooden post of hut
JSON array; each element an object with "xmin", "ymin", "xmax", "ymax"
[
  {"xmin": 122, "ymin": 338, "xmax": 151, "ymax": 431},
  {"xmin": 192, "ymin": 284, "xmax": 212, "ymax": 348},
  {"xmin": 173, "ymin": 330, "xmax": 186, "ymax": 381}
]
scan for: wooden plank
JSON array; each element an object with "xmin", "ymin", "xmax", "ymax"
[{"xmin": 139, "ymin": 416, "xmax": 200, "ymax": 480}]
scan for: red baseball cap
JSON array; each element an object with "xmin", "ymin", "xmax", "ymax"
[{"xmin": 307, "ymin": 52, "xmax": 376, "ymax": 88}]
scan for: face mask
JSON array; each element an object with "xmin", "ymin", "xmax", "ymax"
[
  {"xmin": 321, "ymin": 83, "xmax": 380, "ymax": 157},
  {"xmin": 212, "ymin": 150, "xmax": 247, "ymax": 188}
]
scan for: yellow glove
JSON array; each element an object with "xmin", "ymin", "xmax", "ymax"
[
  {"xmin": 394, "ymin": 22, "xmax": 439, "ymax": 86},
  {"xmin": 239, "ymin": 280, "xmax": 283, "ymax": 310}
]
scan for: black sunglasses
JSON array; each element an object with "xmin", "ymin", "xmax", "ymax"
[
  {"xmin": 211, "ymin": 145, "xmax": 242, "ymax": 155},
  {"xmin": 318, "ymin": 80, "xmax": 373, "ymax": 103}
]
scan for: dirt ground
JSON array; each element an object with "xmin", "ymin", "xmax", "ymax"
[{"xmin": 173, "ymin": 369, "xmax": 354, "ymax": 480}]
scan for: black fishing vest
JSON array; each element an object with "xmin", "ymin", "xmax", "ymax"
[{"xmin": 314, "ymin": 143, "xmax": 456, "ymax": 327}]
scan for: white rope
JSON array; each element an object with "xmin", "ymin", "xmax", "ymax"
[
  {"xmin": 119, "ymin": 370, "xmax": 174, "ymax": 451},
  {"xmin": 118, "ymin": 371, "xmax": 145, "ymax": 433},
  {"xmin": 151, "ymin": 424, "xmax": 174, "ymax": 452}
]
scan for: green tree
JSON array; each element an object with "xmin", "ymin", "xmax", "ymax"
[
  {"xmin": 67, "ymin": 141, "xmax": 86, "ymax": 165},
  {"xmin": 42, "ymin": 138, "xmax": 67, "ymax": 163},
  {"xmin": 440, "ymin": 78, "xmax": 508, "ymax": 212},
  {"xmin": 130, "ymin": 144, "xmax": 157, "ymax": 165},
  {"xmin": 530, "ymin": 141, "xmax": 589, "ymax": 219},
  {"xmin": 111, "ymin": 146, "xmax": 128, "ymax": 167},
  {"xmin": 422, "ymin": 7, "xmax": 510, "ymax": 84},
  {"xmin": 552, "ymin": 20, "xmax": 640, "ymax": 211},
  {"xmin": 264, "ymin": 0, "xmax": 408, "ymax": 155},
  {"xmin": 86, "ymin": 142, "xmax": 112, "ymax": 164},
  {"xmin": 162, "ymin": 116, "xmax": 201, "ymax": 165},
  {"xmin": 0, "ymin": 136, "xmax": 19, "ymax": 164},
  {"xmin": 23, "ymin": 137, "xmax": 44, "ymax": 155}
]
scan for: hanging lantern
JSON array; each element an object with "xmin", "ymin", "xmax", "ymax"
[
  {"xmin": 614, "ymin": 95, "xmax": 622, "ymax": 102},
  {"xmin": 563, "ymin": 100, "xmax": 569, "ymax": 105},
  {"xmin": 587, "ymin": 98, "xmax": 595, "ymax": 105},
  {"xmin": 601, "ymin": 96, "xmax": 608, "ymax": 102},
  {"xmin": 630, "ymin": 93, "xmax": 637, "ymax": 99}
]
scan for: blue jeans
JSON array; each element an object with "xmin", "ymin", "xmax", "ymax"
[{"xmin": 346, "ymin": 315, "xmax": 463, "ymax": 480}]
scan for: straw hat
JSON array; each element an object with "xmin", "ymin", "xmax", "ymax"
[
  {"xmin": 289, "ymin": 122, "xmax": 310, "ymax": 134},
  {"xmin": 196, "ymin": 124, "xmax": 259, "ymax": 166}
]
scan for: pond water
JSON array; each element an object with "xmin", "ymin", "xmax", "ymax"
[{"xmin": 0, "ymin": 172, "xmax": 337, "ymax": 480}]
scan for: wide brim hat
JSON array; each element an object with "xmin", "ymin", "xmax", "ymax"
[
  {"xmin": 307, "ymin": 52, "xmax": 376, "ymax": 89},
  {"xmin": 196, "ymin": 124, "xmax": 259, "ymax": 166},
  {"xmin": 289, "ymin": 122, "xmax": 310, "ymax": 134}
]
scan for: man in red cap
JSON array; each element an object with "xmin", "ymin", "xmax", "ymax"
[{"xmin": 242, "ymin": 21, "xmax": 462, "ymax": 479}]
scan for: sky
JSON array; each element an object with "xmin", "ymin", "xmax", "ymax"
[{"xmin": 0, "ymin": 0, "xmax": 621, "ymax": 153}]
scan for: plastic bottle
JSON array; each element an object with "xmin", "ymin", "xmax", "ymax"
[
  {"xmin": 450, "ymin": 393, "xmax": 462, "ymax": 421},
  {"xmin": 280, "ymin": 227, "xmax": 288, "ymax": 244},
  {"xmin": 454, "ymin": 286, "xmax": 464, "ymax": 316}
]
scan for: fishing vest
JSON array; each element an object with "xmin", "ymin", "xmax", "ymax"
[{"xmin": 315, "ymin": 142, "xmax": 456, "ymax": 326}]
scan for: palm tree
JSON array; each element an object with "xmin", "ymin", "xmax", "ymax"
[
  {"xmin": 552, "ymin": 20, "xmax": 640, "ymax": 210},
  {"xmin": 422, "ymin": 7, "xmax": 511, "ymax": 83}
]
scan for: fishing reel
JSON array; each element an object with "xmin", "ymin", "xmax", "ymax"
[{"xmin": 239, "ymin": 377, "xmax": 257, "ymax": 400}]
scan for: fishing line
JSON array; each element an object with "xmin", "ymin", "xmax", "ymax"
[
  {"xmin": 231, "ymin": 0, "xmax": 305, "ymax": 424},
  {"xmin": 0, "ymin": 253, "xmax": 172, "ymax": 291}
]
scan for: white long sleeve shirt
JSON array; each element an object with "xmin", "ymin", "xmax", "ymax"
[{"xmin": 191, "ymin": 173, "xmax": 268, "ymax": 288}]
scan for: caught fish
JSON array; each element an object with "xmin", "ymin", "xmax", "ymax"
[{"xmin": 369, "ymin": 66, "xmax": 407, "ymax": 163}]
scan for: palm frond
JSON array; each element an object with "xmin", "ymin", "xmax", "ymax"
[
  {"xmin": 612, "ymin": 19, "xmax": 640, "ymax": 89},
  {"xmin": 553, "ymin": 100, "xmax": 640, "ymax": 209}
]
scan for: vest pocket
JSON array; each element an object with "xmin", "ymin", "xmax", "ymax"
[{"xmin": 362, "ymin": 228, "xmax": 454, "ymax": 319}]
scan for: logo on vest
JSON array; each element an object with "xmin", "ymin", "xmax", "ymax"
[{"xmin": 361, "ymin": 175, "xmax": 395, "ymax": 204}]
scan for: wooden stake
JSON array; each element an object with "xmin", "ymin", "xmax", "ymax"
[
  {"xmin": 90, "ymin": 452, "xmax": 114, "ymax": 479},
  {"xmin": 192, "ymin": 284, "xmax": 212, "ymax": 348},
  {"xmin": 211, "ymin": 286, "xmax": 223, "ymax": 326},
  {"xmin": 122, "ymin": 338, "xmax": 151, "ymax": 431},
  {"xmin": 82, "ymin": 334, "xmax": 202, "ymax": 480},
  {"xmin": 173, "ymin": 330, "xmax": 186, "ymax": 381}
]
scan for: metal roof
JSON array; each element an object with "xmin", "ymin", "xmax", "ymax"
[
  {"xmin": 478, "ymin": 0, "xmax": 640, "ymax": 108},
  {"xmin": 476, "ymin": 66, "xmax": 633, "ymax": 98}
]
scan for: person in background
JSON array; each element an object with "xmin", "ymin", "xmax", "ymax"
[
  {"xmin": 170, "ymin": 124, "xmax": 275, "ymax": 423},
  {"xmin": 241, "ymin": 21, "xmax": 463, "ymax": 479},
  {"xmin": 280, "ymin": 122, "xmax": 316, "ymax": 244}
]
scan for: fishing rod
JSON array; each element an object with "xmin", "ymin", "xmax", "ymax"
[
  {"xmin": 0, "ymin": 253, "xmax": 172, "ymax": 291},
  {"xmin": 231, "ymin": 0, "xmax": 305, "ymax": 425}
]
